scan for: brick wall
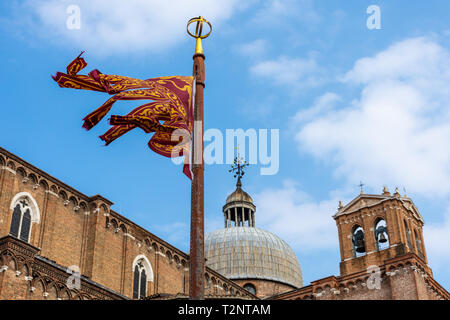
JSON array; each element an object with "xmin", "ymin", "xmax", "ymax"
[
  {"xmin": 0, "ymin": 148, "xmax": 254, "ymax": 300},
  {"xmin": 271, "ymin": 254, "xmax": 449, "ymax": 300}
]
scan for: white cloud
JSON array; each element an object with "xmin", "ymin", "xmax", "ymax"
[
  {"xmin": 342, "ymin": 37, "xmax": 450, "ymax": 85},
  {"xmin": 251, "ymin": 0, "xmax": 320, "ymax": 26},
  {"xmin": 294, "ymin": 37, "xmax": 450, "ymax": 197},
  {"xmin": 250, "ymin": 55, "xmax": 325, "ymax": 89},
  {"xmin": 12, "ymin": 0, "xmax": 320, "ymax": 56},
  {"xmin": 292, "ymin": 92, "xmax": 341, "ymax": 123},
  {"xmin": 234, "ymin": 39, "xmax": 267, "ymax": 58},
  {"xmin": 253, "ymin": 180, "xmax": 341, "ymax": 251},
  {"xmin": 17, "ymin": 0, "xmax": 242, "ymax": 55},
  {"xmin": 424, "ymin": 208, "xmax": 450, "ymax": 270}
]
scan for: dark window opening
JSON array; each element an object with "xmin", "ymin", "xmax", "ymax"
[
  {"xmin": 133, "ymin": 260, "xmax": 147, "ymax": 299},
  {"xmin": 404, "ymin": 221, "xmax": 412, "ymax": 249},
  {"xmin": 243, "ymin": 283, "xmax": 256, "ymax": 295},
  {"xmin": 414, "ymin": 230, "xmax": 424, "ymax": 259}
]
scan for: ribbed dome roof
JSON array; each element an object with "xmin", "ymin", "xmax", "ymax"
[
  {"xmin": 226, "ymin": 187, "xmax": 253, "ymax": 204},
  {"xmin": 205, "ymin": 227, "xmax": 303, "ymax": 288}
]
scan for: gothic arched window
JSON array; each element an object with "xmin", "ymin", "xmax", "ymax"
[
  {"xmin": 9, "ymin": 199, "xmax": 32, "ymax": 242},
  {"xmin": 133, "ymin": 261, "xmax": 147, "ymax": 299},
  {"xmin": 132, "ymin": 255, "xmax": 153, "ymax": 299},
  {"xmin": 374, "ymin": 219, "xmax": 389, "ymax": 251}
]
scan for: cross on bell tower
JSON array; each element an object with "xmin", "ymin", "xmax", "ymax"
[{"xmin": 359, "ymin": 181, "xmax": 365, "ymax": 194}]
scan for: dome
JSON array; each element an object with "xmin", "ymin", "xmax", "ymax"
[
  {"xmin": 205, "ymin": 227, "xmax": 303, "ymax": 288},
  {"xmin": 226, "ymin": 187, "xmax": 253, "ymax": 204}
]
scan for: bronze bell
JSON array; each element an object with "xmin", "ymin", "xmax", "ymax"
[
  {"xmin": 353, "ymin": 230, "xmax": 366, "ymax": 253},
  {"xmin": 355, "ymin": 239, "xmax": 366, "ymax": 253},
  {"xmin": 378, "ymin": 232, "xmax": 387, "ymax": 243},
  {"xmin": 376, "ymin": 225, "xmax": 388, "ymax": 243}
]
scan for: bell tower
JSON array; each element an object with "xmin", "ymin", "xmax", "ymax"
[{"xmin": 334, "ymin": 186, "xmax": 430, "ymax": 276}]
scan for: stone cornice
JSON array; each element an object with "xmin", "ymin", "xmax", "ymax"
[
  {"xmin": 0, "ymin": 147, "xmax": 118, "ymax": 215},
  {"xmin": 334, "ymin": 196, "xmax": 424, "ymax": 223}
]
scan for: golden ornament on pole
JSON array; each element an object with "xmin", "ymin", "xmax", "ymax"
[{"xmin": 187, "ymin": 16, "xmax": 212, "ymax": 55}]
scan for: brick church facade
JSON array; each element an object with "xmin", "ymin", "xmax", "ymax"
[
  {"xmin": 0, "ymin": 146, "xmax": 448, "ymax": 300},
  {"xmin": 0, "ymin": 147, "xmax": 255, "ymax": 300}
]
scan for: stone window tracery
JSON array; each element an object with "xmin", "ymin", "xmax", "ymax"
[
  {"xmin": 133, "ymin": 259, "xmax": 147, "ymax": 299},
  {"xmin": 9, "ymin": 194, "xmax": 39, "ymax": 243},
  {"xmin": 132, "ymin": 255, "xmax": 153, "ymax": 299}
]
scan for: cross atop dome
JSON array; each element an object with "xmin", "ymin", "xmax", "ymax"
[
  {"xmin": 224, "ymin": 154, "xmax": 255, "ymax": 228},
  {"xmin": 228, "ymin": 153, "xmax": 248, "ymax": 189},
  {"xmin": 205, "ymin": 154, "xmax": 304, "ymax": 296}
]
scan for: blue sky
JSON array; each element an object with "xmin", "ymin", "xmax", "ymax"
[{"xmin": 1, "ymin": 0, "xmax": 449, "ymax": 291}]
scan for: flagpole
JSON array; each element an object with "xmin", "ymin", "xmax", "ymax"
[{"xmin": 187, "ymin": 16, "xmax": 211, "ymax": 300}]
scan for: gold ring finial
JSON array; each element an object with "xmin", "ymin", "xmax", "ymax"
[{"xmin": 187, "ymin": 16, "xmax": 212, "ymax": 54}]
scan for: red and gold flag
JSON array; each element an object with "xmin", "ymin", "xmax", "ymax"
[{"xmin": 53, "ymin": 53, "xmax": 194, "ymax": 179}]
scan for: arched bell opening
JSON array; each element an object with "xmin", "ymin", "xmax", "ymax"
[
  {"xmin": 374, "ymin": 219, "xmax": 389, "ymax": 251},
  {"xmin": 404, "ymin": 220, "xmax": 413, "ymax": 250},
  {"xmin": 352, "ymin": 225, "xmax": 366, "ymax": 257},
  {"xmin": 414, "ymin": 229, "xmax": 424, "ymax": 259}
]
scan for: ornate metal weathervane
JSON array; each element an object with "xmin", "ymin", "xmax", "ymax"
[
  {"xmin": 187, "ymin": 16, "xmax": 211, "ymax": 300},
  {"xmin": 229, "ymin": 152, "xmax": 249, "ymax": 188}
]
